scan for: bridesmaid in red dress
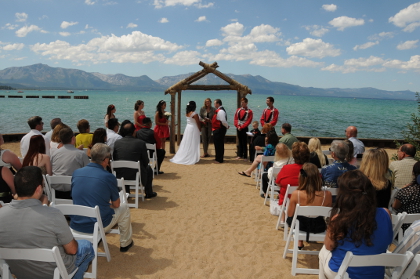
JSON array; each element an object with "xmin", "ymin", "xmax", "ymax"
[
  {"xmin": 154, "ymin": 100, "xmax": 170, "ymax": 151},
  {"xmin": 134, "ymin": 100, "xmax": 146, "ymax": 131}
]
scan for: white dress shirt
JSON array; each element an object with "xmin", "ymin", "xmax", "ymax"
[
  {"xmin": 216, "ymin": 106, "xmax": 229, "ymax": 129},
  {"xmin": 348, "ymin": 137, "xmax": 365, "ymax": 157},
  {"xmin": 20, "ymin": 129, "xmax": 50, "ymax": 157},
  {"xmin": 106, "ymin": 128, "xmax": 122, "ymax": 153}
]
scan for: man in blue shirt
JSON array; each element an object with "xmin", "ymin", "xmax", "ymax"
[
  {"xmin": 71, "ymin": 143, "xmax": 134, "ymax": 252},
  {"xmin": 321, "ymin": 140, "xmax": 357, "ymax": 188}
]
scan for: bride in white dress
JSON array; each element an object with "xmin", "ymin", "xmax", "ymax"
[{"xmin": 170, "ymin": 101, "xmax": 201, "ymax": 165}]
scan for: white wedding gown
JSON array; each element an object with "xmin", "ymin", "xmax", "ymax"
[{"xmin": 170, "ymin": 112, "xmax": 200, "ymax": 165}]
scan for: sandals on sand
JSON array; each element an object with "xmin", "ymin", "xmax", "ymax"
[{"xmin": 238, "ymin": 171, "xmax": 251, "ymax": 177}]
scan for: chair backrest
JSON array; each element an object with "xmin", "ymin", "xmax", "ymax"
[
  {"xmin": 261, "ymin": 155, "xmax": 275, "ymax": 163},
  {"xmin": 326, "ymin": 187, "xmax": 338, "ymax": 196},
  {"xmin": 392, "ymin": 212, "xmax": 408, "ymax": 241},
  {"xmin": 335, "ymin": 250, "xmax": 413, "ymax": 279},
  {"xmin": 401, "ymin": 213, "xmax": 420, "ymax": 224},
  {"xmin": 110, "ymin": 160, "xmax": 141, "ymax": 183},
  {"xmin": 271, "ymin": 166, "xmax": 282, "ymax": 179},
  {"xmin": 145, "ymin": 143, "xmax": 157, "ymax": 152},
  {"xmin": 294, "ymin": 204, "xmax": 332, "ymax": 220},
  {"xmin": 45, "ymin": 175, "xmax": 73, "ymax": 205},
  {"xmin": 0, "ymin": 246, "xmax": 73, "ymax": 279},
  {"xmin": 401, "ymin": 253, "xmax": 420, "ymax": 279},
  {"xmin": 322, "ymin": 150, "xmax": 331, "ymax": 156}
]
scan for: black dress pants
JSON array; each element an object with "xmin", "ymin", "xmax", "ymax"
[
  {"xmin": 236, "ymin": 127, "xmax": 248, "ymax": 159},
  {"xmin": 213, "ymin": 127, "xmax": 226, "ymax": 163}
]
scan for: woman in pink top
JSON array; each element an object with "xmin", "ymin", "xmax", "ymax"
[{"xmin": 277, "ymin": 141, "xmax": 311, "ymax": 205}]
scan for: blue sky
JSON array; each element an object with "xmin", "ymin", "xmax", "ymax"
[{"xmin": 1, "ymin": 0, "xmax": 420, "ymax": 92}]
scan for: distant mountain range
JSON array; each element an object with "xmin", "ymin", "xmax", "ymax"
[{"xmin": 0, "ymin": 63, "xmax": 416, "ymax": 100}]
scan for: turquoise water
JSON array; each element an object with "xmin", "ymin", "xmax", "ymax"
[{"xmin": 0, "ymin": 90, "xmax": 417, "ymax": 139}]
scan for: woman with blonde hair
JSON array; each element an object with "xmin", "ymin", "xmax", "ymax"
[
  {"xmin": 261, "ymin": 142, "xmax": 293, "ymax": 197},
  {"xmin": 359, "ymin": 148, "xmax": 392, "ymax": 208},
  {"xmin": 199, "ymin": 98, "xmax": 215, "ymax": 158},
  {"xmin": 287, "ymin": 162, "xmax": 332, "ymax": 249},
  {"xmin": 308, "ymin": 137, "xmax": 328, "ymax": 168}
]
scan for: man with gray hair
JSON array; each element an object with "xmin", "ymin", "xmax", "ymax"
[
  {"xmin": 321, "ymin": 140, "xmax": 357, "ymax": 188},
  {"xmin": 71, "ymin": 143, "xmax": 134, "ymax": 252}
]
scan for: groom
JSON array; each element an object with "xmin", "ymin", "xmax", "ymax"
[{"xmin": 212, "ymin": 99, "xmax": 229, "ymax": 163}]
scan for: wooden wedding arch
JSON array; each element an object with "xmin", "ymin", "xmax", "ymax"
[{"xmin": 164, "ymin": 61, "xmax": 252, "ymax": 154}]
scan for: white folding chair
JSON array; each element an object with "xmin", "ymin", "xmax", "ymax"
[
  {"xmin": 396, "ymin": 213, "xmax": 420, "ymax": 245},
  {"xmin": 400, "ymin": 253, "xmax": 420, "ymax": 279},
  {"xmin": 52, "ymin": 204, "xmax": 111, "ymax": 279},
  {"xmin": 264, "ymin": 167, "xmax": 282, "ymax": 205},
  {"xmin": 146, "ymin": 143, "xmax": 158, "ymax": 177},
  {"xmin": 42, "ymin": 174, "xmax": 53, "ymax": 202},
  {"xmin": 334, "ymin": 250, "xmax": 413, "ymax": 279},
  {"xmin": 322, "ymin": 150, "xmax": 331, "ymax": 156},
  {"xmin": 283, "ymin": 205, "xmax": 332, "ymax": 276},
  {"xmin": 388, "ymin": 187, "xmax": 399, "ymax": 212},
  {"xmin": 110, "ymin": 160, "xmax": 144, "ymax": 208},
  {"xmin": 256, "ymin": 155, "xmax": 274, "ymax": 191},
  {"xmin": 392, "ymin": 212, "xmax": 408, "ymax": 245},
  {"xmin": 0, "ymin": 246, "xmax": 78, "ymax": 279},
  {"xmin": 325, "ymin": 187, "xmax": 338, "ymax": 197},
  {"xmin": 116, "ymin": 178, "xmax": 128, "ymax": 205},
  {"xmin": 276, "ymin": 185, "xmax": 298, "ymax": 237},
  {"xmin": 45, "ymin": 175, "xmax": 73, "ymax": 205}
]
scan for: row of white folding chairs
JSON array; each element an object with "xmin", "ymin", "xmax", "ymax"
[
  {"xmin": 146, "ymin": 143, "xmax": 159, "ymax": 177},
  {"xmin": 255, "ymin": 155, "xmax": 275, "ymax": 193}
]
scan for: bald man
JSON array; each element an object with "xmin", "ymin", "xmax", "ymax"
[
  {"xmin": 345, "ymin": 126, "xmax": 365, "ymax": 157},
  {"xmin": 390, "ymin": 144, "xmax": 417, "ymax": 189}
]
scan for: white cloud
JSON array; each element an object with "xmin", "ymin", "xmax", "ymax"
[
  {"xmin": 59, "ymin": 32, "xmax": 71, "ymax": 37},
  {"xmin": 85, "ymin": 0, "xmax": 96, "ymax": 5},
  {"xmin": 322, "ymin": 4, "xmax": 337, "ymax": 12},
  {"xmin": 230, "ymin": 19, "xmax": 238, "ymax": 22},
  {"xmin": 329, "ymin": 16, "xmax": 364, "ymax": 31},
  {"xmin": 127, "ymin": 23, "xmax": 138, "ymax": 28},
  {"xmin": 159, "ymin": 18, "xmax": 169, "ymax": 23},
  {"xmin": 2, "ymin": 23, "xmax": 19, "ymax": 30},
  {"xmin": 15, "ymin": 12, "xmax": 28, "ymax": 22},
  {"xmin": 344, "ymin": 56, "xmax": 385, "ymax": 67},
  {"xmin": 39, "ymin": 15, "xmax": 48, "ymax": 20},
  {"xmin": 383, "ymin": 55, "xmax": 420, "ymax": 70},
  {"xmin": 221, "ymin": 22, "xmax": 244, "ymax": 37},
  {"xmin": 368, "ymin": 31, "xmax": 395, "ymax": 41},
  {"xmin": 85, "ymin": 24, "xmax": 90, "ymax": 29},
  {"xmin": 30, "ymin": 31, "xmax": 183, "ymax": 64},
  {"xmin": 304, "ymin": 25, "xmax": 329, "ymax": 37},
  {"xmin": 353, "ymin": 41, "xmax": 379, "ymax": 51},
  {"xmin": 221, "ymin": 23, "xmax": 281, "ymax": 46},
  {"xmin": 164, "ymin": 50, "xmax": 201, "ymax": 65},
  {"xmin": 389, "ymin": 2, "xmax": 420, "ymax": 32},
  {"xmin": 15, "ymin": 25, "xmax": 44, "ymax": 37},
  {"xmin": 1, "ymin": 43, "xmax": 25, "ymax": 51},
  {"xmin": 13, "ymin": 57, "xmax": 27, "ymax": 61},
  {"xmin": 61, "ymin": 21, "xmax": 78, "ymax": 29},
  {"xmin": 286, "ymin": 38, "xmax": 341, "ymax": 58},
  {"xmin": 195, "ymin": 16, "xmax": 207, "ymax": 22},
  {"xmin": 397, "ymin": 40, "xmax": 419, "ymax": 50},
  {"xmin": 205, "ymin": 39, "xmax": 223, "ymax": 47},
  {"xmin": 153, "ymin": 0, "xmax": 212, "ymax": 8}
]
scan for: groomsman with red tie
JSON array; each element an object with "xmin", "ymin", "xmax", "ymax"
[
  {"xmin": 212, "ymin": 99, "xmax": 229, "ymax": 163},
  {"xmin": 234, "ymin": 97, "xmax": 253, "ymax": 160},
  {"xmin": 260, "ymin": 96, "xmax": 279, "ymax": 128}
]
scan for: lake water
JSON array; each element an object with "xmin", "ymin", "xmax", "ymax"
[{"xmin": 0, "ymin": 90, "xmax": 417, "ymax": 140}]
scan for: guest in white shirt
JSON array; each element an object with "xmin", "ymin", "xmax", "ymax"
[
  {"xmin": 106, "ymin": 118, "xmax": 122, "ymax": 154},
  {"xmin": 345, "ymin": 126, "xmax": 365, "ymax": 157},
  {"xmin": 44, "ymin": 118, "xmax": 61, "ymax": 143},
  {"xmin": 20, "ymin": 116, "xmax": 50, "ymax": 157}
]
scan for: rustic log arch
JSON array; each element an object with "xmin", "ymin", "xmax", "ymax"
[{"xmin": 164, "ymin": 61, "xmax": 252, "ymax": 154}]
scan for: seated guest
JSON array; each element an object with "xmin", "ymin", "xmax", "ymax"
[
  {"xmin": 248, "ymin": 121, "xmax": 261, "ymax": 162},
  {"xmin": 0, "ymin": 133, "xmax": 22, "ymax": 172},
  {"xmin": 261, "ymin": 142, "xmax": 293, "ymax": 197},
  {"xmin": 308, "ymin": 137, "xmax": 328, "ymax": 168},
  {"xmin": 250, "ymin": 123, "xmax": 272, "ymax": 161},
  {"xmin": 319, "ymin": 170, "xmax": 392, "ymax": 279},
  {"xmin": 106, "ymin": 118, "xmax": 122, "ymax": 153},
  {"xmin": 238, "ymin": 131, "xmax": 279, "ymax": 177},
  {"xmin": 321, "ymin": 140, "xmax": 356, "ymax": 188},
  {"xmin": 22, "ymin": 135, "xmax": 52, "ymax": 176},
  {"xmin": 44, "ymin": 118, "xmax": 62, "ymax": 142},
  {"xmin": 390, "ymin": 144, "xmax": 417, "ymax": 189},
  {"xmin": 20, "ymin": 116, "xmax": 50, "ymax": 157},
  {"xmin": 71, "ymin": 143, "xmax": 134, "ymax": 252},
  {"xmin": 345, "ymin": 125, "xmax": 365, "ymax": 157},
  {"xmin": 113, "ymin": 120, "xmax": 157, "ymax": 199},
  {"xmin": 393, "ymin": 161, "xmax": 420, "ymax": 232},
  {"xmin": 359, "ymin": 148, "xmax": 392, "ymax": 208},
  {"xmin": 136, "ymin": 117, "xmax": 165, "ymax": 174},
  {"xmin": 277, "ymin": 141, "xmax": 310, "ymax": 206},
  {"xmin": 75, "ymin": 119, "xmax": 93, "ymax": 148},
  {"xmin": 343, "ymin": 139, "xmax": 357, "ymax": 166},
  {"xmin": 50, "ymin": 123, "xmax": 70, "ymax": 152},
  {"xmin": 51, "ymin": 128, "xmax": 90, "ymax": 199},
  {"xmin": 0, "ymin": 164, "xmax": 16, "ymax": 203},
  {"xmin": 0, "ymin": 166, "xmax": 94, "ymax": 279},
  {"xmin": 287, "ymin": 163, "xmax": 332, "ymax": 249},
  {"xmin": 279, "ymin": 123, "xmax": 299, "ymax": 150},
  {"xmin": 87, "ymin": 128, "xmax": 107, "ymax": 158}
]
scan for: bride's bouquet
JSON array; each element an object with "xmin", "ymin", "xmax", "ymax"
[{"xmin": 164, "ymin": 111, "xmax": 172, "ymax": 120}]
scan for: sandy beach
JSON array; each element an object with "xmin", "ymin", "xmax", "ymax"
[{"xmin": 2, "ymin": 141, "xmax": 398, "ymax": 278}]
